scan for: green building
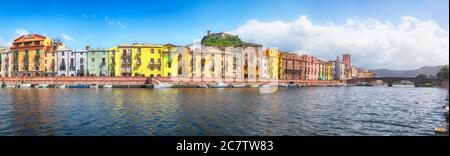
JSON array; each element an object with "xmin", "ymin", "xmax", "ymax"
[{"xmin": 87, "ymin": 48, "xmax": 109, "ymax": 76}]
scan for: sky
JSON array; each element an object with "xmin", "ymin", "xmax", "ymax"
[{"xmin": 0, "ymin": 0, "xmax": 448, "ymax": 70}]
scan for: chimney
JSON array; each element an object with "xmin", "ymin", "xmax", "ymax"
[{"xmin": 207, "ymin": 30, "xmax": 211, "ymax": 36}]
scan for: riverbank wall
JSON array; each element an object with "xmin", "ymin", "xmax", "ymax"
[{"xmin": 1, "ymin": 76, "xmax": 344, "ymax": 87}]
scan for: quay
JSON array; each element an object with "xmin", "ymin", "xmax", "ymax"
[{"xmin": 1, "ymin": 76, "xmax": 345, "ymax": 88}]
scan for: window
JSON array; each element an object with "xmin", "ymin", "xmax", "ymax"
[
  {"xmin": 150, "ymin": 58, "xmax": 154, "ymax": 64},
  {"xmin": 151, "ymin": 49, "xmax": 154, "ymax": 54},
  {"xmin": 80, "ymin": 58, "xmax": 84, "ymax": 63},
  {"xmin": 158, "ymin": 50, "xmax": 161, "ymax": 54},
  {"xmin": 157, "ymin": 58, "xmax": 161, "ymax": 64},
  {"xmin": 92, "ymin": 58, "xmax": 95, "ymax": 62},
  {"xmin": 168, "ymin": 62, "xmax": 171, "ymax": 68},
  {"xmin": 62, "ymin": 52, "xmax": 65, "ymax": 56}
]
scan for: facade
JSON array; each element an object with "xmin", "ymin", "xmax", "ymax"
[
  {"xmin": 0, "ymin": 48, "xmax": 11, "ymax": 77},
  {"xmin": 109, "ymin": 44, "xmax": 163, "ymax": 77},
  {"xmin": 356, "ymin": 68, "xmax": 377, "ymax": 78},
  {"xmin": 334, "ymin": 57, "xmax": 346, "ymax": 80},
  {"xmin": 318, "ymin": 60, "xmax": 327, "ymax": 80},
  {"xmin": 280, "ymin": 52, "xmax": 303, "ymax": 80},
  {"xmin": 343, "ymin": 54, "xmax": 352, "ymax": 80},
  {"xmin": 57, "ymin": 48, "xmax": 74, "ymax": 76},
  {"xmin": 239, "ymin": 43, "xmax": 262, "ymax": 82},
  {"xmin": 74, "ymin": 50, "xmax": 88, "ymax": 76},
  {"xmin": 57, "ymin": 49, "xmax": 87, "ymax": 76},
  {"xmin": 9, "ymin": 34, "xmax": 58, "ymax": 76},
  {"xmin": 266, "ymin": 47, "xmax": 279, "ymax": 81},
  {"xmin": 43, "ymin": 40, "xmax": 63, "ymax": 76},
  {"xmin": 87, "ymin": 48, "xmax": 109, "ymax": 76},
  {"xmin": 162, "ymin": 44, "xmax": 182, "ymax": 78},
  {"xmin": 301, "ymin": 55, "xmax": 319, "ymax": 80}
]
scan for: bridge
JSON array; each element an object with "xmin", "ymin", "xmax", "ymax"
[{"xmin": 348, "ymin": 77, "xmax": 439, "ymax": 87}]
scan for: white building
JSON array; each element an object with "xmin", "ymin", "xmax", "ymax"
[
  {"xmin": 0, "ymin": 48, "xmax": 11, "ymax": 77},
  {"xmin": 57, "ymin": 49, "xmax": 88, "ymax": 76}
]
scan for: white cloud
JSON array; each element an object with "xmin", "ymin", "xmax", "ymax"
[
  {"xmin": 82, "ymin": 14, "xmax": 96, "ymax": 19},
  {"xmin": 105, "ymin": 18, "xmax": 126, "ymax": 29},
  {"xmin": 15, "ymin": 29, "xmax": 30, "ymax": 36},
  {"xmin": 61, "ymin": 33, "xmax": 76, "ymax": 42},
  {"xmin": 232, "ymin": 15, "xmax": 449, "ymax": 70}
]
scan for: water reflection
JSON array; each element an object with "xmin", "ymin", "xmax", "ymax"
[{"xmin": 0, "ymin": 87, "xmax": 447, "ymax": 136}]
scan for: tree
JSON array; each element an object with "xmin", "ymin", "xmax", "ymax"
[{"xmin": 436, "ymin": 65, "xmax": 449, "ymax": 80}]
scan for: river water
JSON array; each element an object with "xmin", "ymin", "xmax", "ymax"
[{"xmin": 0, "ymin": 86, "xmax": 447, "ymax": 136}]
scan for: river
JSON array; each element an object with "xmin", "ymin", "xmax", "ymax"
[{"xmin": 0, "ymin": 86, "xmax": 447, "ymax": 136}]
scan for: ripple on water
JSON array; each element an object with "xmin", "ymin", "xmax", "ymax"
[{"xmin": 0, "ymin": 87, "xmax": 447, "ymax": 136}]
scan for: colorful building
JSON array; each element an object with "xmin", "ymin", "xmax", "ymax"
[
  {"xmin": 57, "ymin": 49, "xmax": 88, "ymax": 76},
  {"xmin": 334, "ymin": 56, "xmax": 346, "ymax": 80},
  {"xmin": 342, "ymin": 54, "xmax": 352, "ymax": 80},
  {"xmin": 43, "ymin": 40, "xmax": 64, "ymax": 76},
  {"xmin": 301, "ymin": 55, "xmax": 319, "ymax": 80},
  {"xmin": 239, "ymin": 42, "xmax": 262, "ymax": 82},
  {"xmin": 87, "ymin": 48, "xmax": 109, "ymax": 76},
  {"xmin": 280, "ymin": 52, "xmax": 303, "ymax": 80},
  {"xmin": 266, "ymin": 47, "xmax": 279, "ymax": 81},
  {"xmin": 0, "ymin": 48, "xmax": 11, "ymax": 77},
  {"xmin": 109, "ymin": 43, "xmax": 163, "ymax": 77},
  {"xmin": 9, "ymin": 34, "xmax": 59, "ymax": 76}
]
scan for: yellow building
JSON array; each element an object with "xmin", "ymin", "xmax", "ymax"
[
  {"xmin": 10, "ymin": 34, "xmax": 56, "ymax": 76},
  {"xmin": 43, "ymin": 40, "xmax": 64, "ymax": 76},
  {"xmin": 109, "ymin": 43, "xmax": 163, "ymax": 77},
  {"xmin": 162, "ymin": 44, "xmax": 181, "ymax": 77},
  {"xmin": 266, "ymin": 47, "xmax": 279, "ymax": 81}
]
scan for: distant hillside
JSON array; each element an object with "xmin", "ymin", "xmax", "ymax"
[{"xmin": 373, "ymin": 65, "xmax": 444, "ymax": 77}]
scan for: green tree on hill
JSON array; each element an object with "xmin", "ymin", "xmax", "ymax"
[{"xmin": 201, "ymin": 35, "xmax": 243, "ymax": 47}]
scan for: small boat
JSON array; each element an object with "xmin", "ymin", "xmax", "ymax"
[
  {"xmin": 198, "ymin": 84, "xmax": 208, "ymax": 88},
  {"xmin": 20, "ymin": 84, "xmax": 32, "ymax": 88},
  {"xmin": 67, "ymin": 84, "xmax": 90, "ymax": 88},
  {"xmin": 209, "ymin": 82, "xmax": 228, "ymax": 88},
  {"xmin": 103, "ymin": 85, "xmax": 113, "ymax": 88},
  {"xmin": 232, "ymin": 84, "xmax": 246, "ymax": 88},
  {"xmin": 56, "ymin": 85, "xmax": 66, "ymax": 88},
  {"xmin": 153, "ymin": 83, "xmax": 172, "ymax": 89},
  {"xmin": 37, "ymin": 84, "xmax": 49, "ymax": 88},
  {"xmin": 288, "ymin": 82, "xmax": 297, "ymax": 88},
  {"xmin": 89, "ymin": 84, "xmax": 98, "ymax": 88},
  {"xmin": 250, "ymin": 84, "xmax": 260, "ymax": 88},
  {"xmin": 5, "ymin": 84, "xmax": 17, "ymax": 88}
]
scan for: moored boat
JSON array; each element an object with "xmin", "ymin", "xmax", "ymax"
[
  {"xmin": 20, "ymin": 84, "xmax": 32, "ymax": 88},
  {"xmin": 209, "ymin": 82, "xmax": 228, "ymax": 88},
  {"xmin": 153, "ymin": 83, "xmax": 172, "ymax": 89},
  {"xmin": 103, "ymin": 84, "xmax": 113, "ymax": 88},
  {"xmin": 198, "ymin": 84, "xmax": 208, "ymax": 88},
  {"xmin": 56, "ymin": 84, "xmax": 67, "ymax": 88},
  {"xmin": 37, "ymin": 84, "xmax": 49, "ymax": 88},
  {"xmin": 232, "ymin": 84, "xmax": 246, "ymax": 88},
  {"xmin": 89, "ymin": 84, "xmax": 98, "ymax": 88},
  {"xmin": 67, "ymin": 84, "xmax": 90, "ymax": 88},
  {"xmin": 288, "ymin": 82, "xmax": 298, "ymax": 88}
]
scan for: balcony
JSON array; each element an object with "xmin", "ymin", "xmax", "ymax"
[{"xmin": 69, "ymin": 66, "xmax": 76, "ymax": 71}]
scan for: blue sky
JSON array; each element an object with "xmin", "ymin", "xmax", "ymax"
[
  {"xmin": 0, "ymin": 0, "xmax": 449, "ymax": 70},
  {"xmin": 1, "ymin": 0, "xmax": 448, "ymax": 49}
]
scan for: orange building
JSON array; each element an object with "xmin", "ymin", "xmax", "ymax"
[{"xmin": 10, "ymin": 34, "xmax": 62, "ymax": 76}]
